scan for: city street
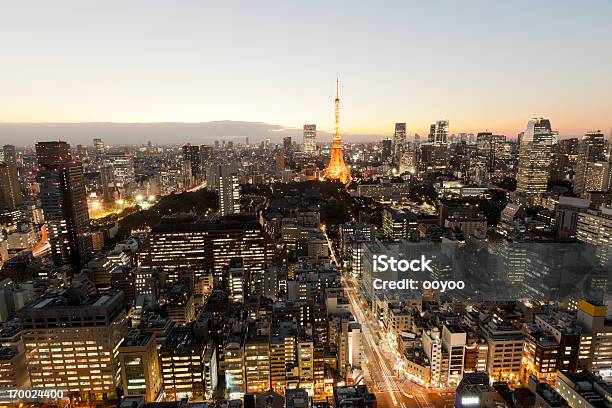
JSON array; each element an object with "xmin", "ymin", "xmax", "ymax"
[
  {"xmin": 345, "ymin": 279, "xmax": 455, "ymax": 408},
  {"xmin": 323, "ymin": 227, "xmax": 454, "ymax": 408}
]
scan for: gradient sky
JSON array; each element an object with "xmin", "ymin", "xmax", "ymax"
[{"xmin": 1, "ymin": 0, "xmax": 611, "ymax": 140}]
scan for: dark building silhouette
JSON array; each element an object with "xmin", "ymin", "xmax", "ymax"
[{"xmin": 36, "ymin": 141, "xmax": 92, "ymax": 268}]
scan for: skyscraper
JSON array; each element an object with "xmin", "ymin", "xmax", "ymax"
[
  {"xmin": 283, "ymin": 136, "xmax": 292, "ymax": 152},
  {"xmin": 430, "ymin": 120, "xmax": 449, "ymax": 144},
  {"xmin": 2, "ymin": 145, "xmax": 16, "ymax": 164},
  {"xmin": 574, "ymin": 131, "xmax": 607, "ymax": 196},
  {"xmin": 200, "ymin": 145, "xmax": 213, "ymax": 179},
  {"xmin": 215, "ymin": 164, "xmax": 240, "ymax": 216},
  {"xmin": 36, "ymin": 141, "xmax": 93, "ymax": 268},
  {"xmin": 516, "ymin": 118, "xmax": 556, "ymax": 204},
  {"xmin": 104, "ymin": 151, "xmax": 135, "ymax": 195},
  {"xmin": 581, "ymin": 162, "xmax": 611, "ymax": 193},
  {"xmin": 303, "ymin": 124, "xmax": 317, "ymax": 155},
  {"xmin": 182, "ymin": 144, "xmax": 202, "ymax": 180},
  {"xmin": 324, "ymin": 78, "xmax": 351, "ymax": 184},
  {"xmin": 93, "ymin": 138, "xmax": 105, "ymax": 160},
  {"xmin": 399, "ymin": 143, "xmax": 417, "ymax": 174},
  {"xmin": 0, "ymin": 163, "xmax": 22, "ymax": 209},
  {"xmin": 393, "ymin": 122, "xmax": 406, "ymax": 164},
  {"xmin": 381, "ymin": 138, "xmax": 393, "ymax": 163},
  {"xmin": 476, "ymin": 132, "xmax": 506, "ymax": 171}
]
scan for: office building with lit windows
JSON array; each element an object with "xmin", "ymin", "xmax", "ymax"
[
  {"xmin": 576, "ymin": 205, "xmax": 612, "ymax": 268},
  {"xmin": 555, "ymin": 370, "xmax": 612, "ymax": 408},
  {"xmin": 138, "ymin": 214, "xmax": 274, "ymax": 290},
  {"xmin": 224, "ymin": 329, "xmax": 246, "ymax": 399},
  {"xmin": 213, "ymin": 164, "xmax": 240, "ymax": 216},
  {"xmin": 382, "ymin": 207, "xmax": 419, "ymax": 240},
  {"xmin": 244, "ymin": 323, "xmax": 271, "ymax": 395},
  {"xmin": 393, "ymin": 122, "xmax": 407, "ymax": 164},
  {"xmin": 574, "ymin": 131, "xmax": 606, "ymax": 196},
  {"xmin": 0, "ymin": 163, "xmax": 23, "ymax": 209},
  {"xmin": 429, "ymin": 120, "xmax": 449, "ymax": 144},
  {"xmin": 0, "ymin": 346, "xmax": 27, "ymax": 388},
  {"xmin": 575, "ymin": 300, "xmax": 612, "ymax": 379},
  {"xmin": 516, "ymin": 118, "xmax": 557, "ymax": 205},
  {"xmin": 481, "ymin": 320, "xmax": 525, "ymax": 383},
  {"xmin": 159, "ymin": 326, "xmax": 214, "ymax": 401},
  {"xmin": 18, "ymin": 290, "xmax": 128, "ymax": 401},
  {"xmin": 118, "ymin": 329, "xmax": 163, "ymax": 402},
  {"xmin": 303, "ymin": 124, "xmax": 317, "ymax": 155}
]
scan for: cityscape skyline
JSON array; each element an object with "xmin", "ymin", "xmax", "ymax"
[
  {"xmin": 1, "ymin": 2, "xmax": 612, "ymax": 407},
  {"xmin": 1, "ymin": 1, "xmax": 612, "ymax": 141},
  {"xmin": 0, "ymin": 118, "xmax": 611, "ymax": 147}
]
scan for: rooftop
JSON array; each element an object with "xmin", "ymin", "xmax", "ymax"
[{"xmin": 120, "ymin": 329, "xmax": 155, "ymax": 348}]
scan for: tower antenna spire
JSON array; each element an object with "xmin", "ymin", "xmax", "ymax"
[
  {"xmin": 336, "ymin": 74, "xmax": 339, "ymax": 100},
  {"xmin": 324, "ymin": 75, "xmax": 351, "ymax": 184}
]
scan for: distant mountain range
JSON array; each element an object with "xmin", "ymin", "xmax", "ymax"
[{"xmin": 0, "ymin": 121, "xmax": 386, "ymax": 146}]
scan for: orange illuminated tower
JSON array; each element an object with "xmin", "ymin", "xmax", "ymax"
[{"xmin": 324, "ymin": 78, "xmax": 351, "ymax": 184}]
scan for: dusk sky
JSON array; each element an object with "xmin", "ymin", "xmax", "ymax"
[{"xmin": 1, "ymin": 0, "xmax": 611, "ymax": 143}]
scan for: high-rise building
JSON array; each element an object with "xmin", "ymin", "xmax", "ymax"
[
  {"xmin": 398, "ymin": 142, "xmax": 417, "ymax": 174},
  {"xmin": 422, "ymin": 328, "xmax": 447, "ymax": 385},
  {"xmin": 574, "ymin": 300, "xmax": 612, "ymax": 378},
  {"xmin": 18, "ymin": 290, "xmax": 128, "ymax": 401},
  {"xmin": 76, "ymin": 144, "xmax": 88, "ymax": 158},
  {"xmin": 382, "ymin": 208, "xmax": 419, "ymax": 241},
  {"xmin": 218, "ymin": 166, "xmax": 240, "ymax": 216},
  {"xmin": 516, "ymin": 118, "xmax": 557, "ymax": 204},
  {"xmin": 275, "ymin": 153, "xmax": 286, "ymax": 175},
  {"xmin": 554, "ymin": 196, "xmax": 590, "ymax": 239},
  {"xmin": 303, "ymin": 124, "xmax": 317, "ymax": 155},
  {"xmin": 182, "ymin": 144, "xmax": 202, "ymax": 180},
  {"xmin": 476, "ymin": 132, "xmax": 506, "ymax": 171},
  {"xmin": 227, "ymin": 258, "xmax": 246, "ymax": 303},
  {"xmin": 93, "ymin": 138, "xmax": 105, "ymax": 160},
  {"xmin": 576, "ymin": 205, "xmax": 612, "ymax": 268},
  {"xmin": 582, "ymin": 162, "xmax": 611, "ymax": 193},
  {"xmin": 224, "ymin": 328, "xmax": 245, "ymax": 398},
  {"xmin": 182, "ymin": 159, "xmax": 194, "ymax": 189},
  {"xmin": 1, "ymin": 145, "xmax": 16, "ymax": 164},
  {"xmin": 205, "ymin": 161, "xmax": 236, "ymax": 191},
  {"xmin": 160, "ymin": 326, "xmax": 217, "ymax": 400},
  {"xmin": 283, "ymin": 136, "xmax": 292, "ymax": 152},
  {"xmin": 118, "ymin": 329, "xmax": 163, "ymax": 402},
  {"xmin": 104, "ymin": 151, "xmax": 135, "ymax": 193},
  {"xmin": 442, "ymin": 324, "xmax": 467, "ymax": 385},
  {"xmin": 574, "ymin": 131, "xmax": 606, "ymax": 196},
  {"xmin": 393, "ymin": 122, "xmax": 407, "ymax": 164},
  {"xmin": 100, "ymin": 164, "xmax": 116, "ymax": 201},
  {"xmin": 482, "ymin": 321, "xmax": 525, "ymax": 382},
  {"xmin": 244, "ymin": 323, "xmax": 271, "ymax": 394},
  {"xmin": 0, "ymin": 163, "xmax": 22, "ymax": 209},
  {"xmin": 324, "ymin": 78, "xmax": 351, "ymax": 184},
  {"xmin": 36, "ymin": 141, "xmax": 93, "ymax": 268},
  {"xmin": 381, "ymin": 138, "xmax": 393, "ymax": 163},
  {"xmin": 297, "ymin": 338, "xmax": 315, "ymax": 395},
  {"xmin": 138, "ymin": 214, "xmax": 275, "ymax": 290},
  {"xmin": 430, "ymin": 120, "xmax": 449, "ymax": 144}
]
